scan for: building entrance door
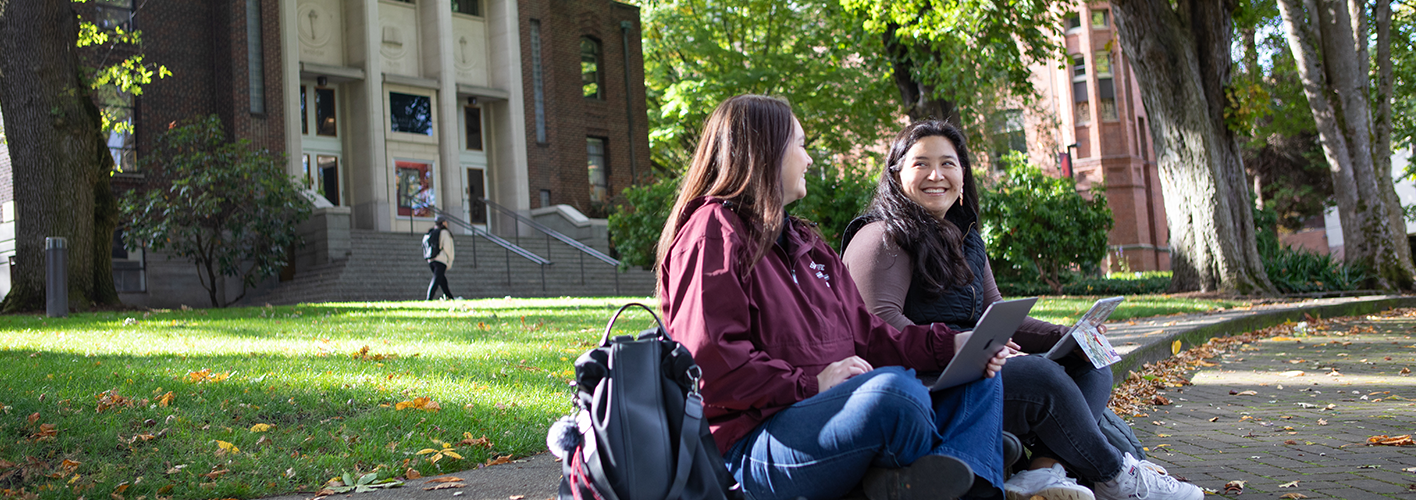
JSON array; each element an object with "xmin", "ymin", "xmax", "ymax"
[{"xmin": 466, "ymin": 167, "xmax": 486, "ymax": 225}]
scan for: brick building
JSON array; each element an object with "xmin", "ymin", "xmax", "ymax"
[
  {"xmin": 0, "ymin": 0, "xmax": 651, "ymax": 306},
  {"xmin": 1020, "ymin": 1, "xmax": 1170, "ymax": 273}
]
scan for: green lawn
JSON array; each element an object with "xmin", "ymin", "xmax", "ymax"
[{"xmin": 0, "ymin": 295, "xmax": 1246, "ymax": 499}]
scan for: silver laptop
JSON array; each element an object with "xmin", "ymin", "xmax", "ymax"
[{"xmin": 930, "ymin": 297, "xmax": 1037, "ymax": 391}]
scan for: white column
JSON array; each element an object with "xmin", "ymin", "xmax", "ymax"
[
  {"xmin": 280, "ymin": 0, "xmax": 302, "ymax": 179},
  {"xmin": 425, "ymin": 0, "xmax": 465, "ymax": 226},
  {"xmin": 486, "ymin": 0, "xmax": 530, "ymax": 227},
  {"xmin": 347, "ymin": 0, "xmax": 391, "ymax": 231}
]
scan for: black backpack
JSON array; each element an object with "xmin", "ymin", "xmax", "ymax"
[
  {"xmin": 421, "ymin": 227, "xmax": 441, "ymax": 259},
  {"xmin": 547, "ymin": 303, "xmax": 740, "ymax": 500}
]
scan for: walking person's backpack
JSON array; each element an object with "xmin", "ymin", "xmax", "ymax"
[
  {"xmin": 547, "ymin": 303, "xmax": 739, "ymax": 500},
  {"xmin": 421, "ymin": 227, "xmax": 442, "ymax": 259}
]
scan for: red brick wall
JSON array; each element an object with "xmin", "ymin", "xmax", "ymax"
[{"xmin": 518, "ymin": 0, "xmax": 650, "ymax": 217}]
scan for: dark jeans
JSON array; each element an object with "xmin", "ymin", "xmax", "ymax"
[
  {"xmin": 1000, "ymin": 354, "xmax": 1124, "ymax": 482},
  {"xmin": 723, "ymin": 366, "xmax": 1004, "ymax": 500},
  {"xmin": 427, "ymin": 261, "xmax": 452, "ymax": 299}
]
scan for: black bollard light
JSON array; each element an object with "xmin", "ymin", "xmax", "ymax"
[{"xmin": 45, "ymin": 237, "xmax": 67, "ymax": 317}]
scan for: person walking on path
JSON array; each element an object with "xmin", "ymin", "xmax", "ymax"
[{"xmin": 424, "ymin": 216, "xmax": 455, "ymax": 300}]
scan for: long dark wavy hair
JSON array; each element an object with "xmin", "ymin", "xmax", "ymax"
[
  {"xmin": 656, "ymin": 95, "xmax": 796, "ymax": 274},
  {"xmin": 860, "ymin": 120, "xmax": 980, "ymax": 295}
]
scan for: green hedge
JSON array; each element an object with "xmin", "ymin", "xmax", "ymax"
[{"xmin": 996, "ymin": 276, "xmax": 1172, "ymax": 296}]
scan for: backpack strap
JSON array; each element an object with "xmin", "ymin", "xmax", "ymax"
[{"xmin": 666, "ymin": 392, "xmax": 704, "ymax": 500}]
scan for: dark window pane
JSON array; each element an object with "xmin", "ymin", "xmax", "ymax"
[
  {"xmin": 587, "ymin": 137, "xmax": 607, "ymax": 202},
  {"xmin": 95, "ymin": 5, "xmax": 131, "ymax": 30},
  {"xmin": 1066, "ymin": 14, "xmax": 1081, "ymax": 30},
  {"xmin": 318, "ymin": 155, "xmax": 340, "ymax": 206},
  {"xmin": 468, "ymin": 168, "xmax": 487, "ymax": 224},
  {"xmin": 465, "ymin": 107, "xmax": 483, "ymax": 150},
  {"xmin": 1098, "ymin": 77, "xmax": 1115, "ymax": 100},
  {"xmin": 581, "ymin": 38, "xmax": 600, "ymax": 99},
  {"xmin": 390, "ymin": 92, "xmax": 433, "ymax": 136},
  {"xmin": 315, "ymin": 87, "xmax": 337, "ymax": 136},
  {"xmin": 451, "ymin": 0, "xmax": 480, "ymax": 16},
  {"xmin": 1073, "ymin": 80, "xmax": 1088, "ymax": 103}
]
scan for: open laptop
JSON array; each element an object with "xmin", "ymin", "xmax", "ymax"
[
  {"xmin": 930, "ymin": 297, "xmax": 1038, "ymax": 391},
  {"xmin": 1042, "ymin": 296, "xmax": 1125, "ymax": 367}
]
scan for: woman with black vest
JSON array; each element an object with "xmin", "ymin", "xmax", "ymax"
[{"xmin": 841, "ymin": 121, "xmax": 1200, "ymax": 500}]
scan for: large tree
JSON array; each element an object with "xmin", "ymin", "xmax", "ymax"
[
  {"xmin": 1111, "ymin": 0, "xmax": 1276, "ymax": 294},
  {"xmin": 639, "ymin": 0, "xmax": 899, "ymax": 172},
  {"xmin": 1275, "ymin": 0, "xmax": 1415, "ymax": 290},
  {"xmin": 0, "ymin": 0, "xmax": 166, "ymax": 312},
  {"xmin": 0, "ymin": 0, "xmax": 117, "ymax": 312},
  {"xmin": 843, "ymin": 0, "xmax": 1064, "ymax": 151}
]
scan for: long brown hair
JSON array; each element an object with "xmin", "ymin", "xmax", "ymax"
[
  {"xmin": 656, "ymin": 94, "xmax": 796, "ymax": 273},
  {"xmin": 861, "ymin": 120, "xmax": 979, "ymax": 295}
]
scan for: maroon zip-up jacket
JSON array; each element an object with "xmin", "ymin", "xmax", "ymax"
[{"xmin": 659, "ymin": 198, "xmax": 963, "ymax": 454}]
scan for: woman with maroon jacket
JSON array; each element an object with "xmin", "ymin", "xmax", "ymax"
[{"xmin": 657, "ymin": 94, "xmax": 1009, "ymax": 500}]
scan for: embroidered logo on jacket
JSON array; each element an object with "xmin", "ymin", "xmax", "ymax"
[{"xmin": 808, "ymin": 261, "xmax": 830, "ymax": 288}]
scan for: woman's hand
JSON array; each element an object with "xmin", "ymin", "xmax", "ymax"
[
  {"xmin": 817, "ymin": 356, "xmax": 874, "ymax": 393},
  {"xmin": 1004, "ymin": 340, "xmax": 1025, "ymax": 358},
  {"xmin": 953, "ymin": 332, "xmax": 1010, "ymax": 378}
]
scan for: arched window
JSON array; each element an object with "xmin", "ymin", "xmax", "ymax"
[{"xmin": 581, "ymin": 37, "xmax": 601, "ymax": 99}]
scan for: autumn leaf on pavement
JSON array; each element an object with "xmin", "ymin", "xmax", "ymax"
[
  {"xmin": 404, "ymin": 469, "xmax": 422, "ymax": 479},
  {"xmin": 424, "ymin": 482, "xmax": 465, "ymax": 491},
  {"xmin": 426, "ymin": 477, "xmax": 465, "ymax": 483},
  {"xmin": 1367, "ymin": 435, "xmax": 1414, "ymax": 446},
  {"xmin": 485, "ymin": 454, "xmax": 513, "ymax": 467},
  {"xmin": 1278, "ymin": 481, "xmax": 1299, "ymax": 488},
  {"xmin": 1280, "ymin": 494, "xmax": 1307, "ymax": 499},
  {"xmin": 1234, "ymin": 390, "xmax": 1258, "ymax": 396},
  {"xmin": 1223, "ymin": 480, "xmax": 1245, "ymax": 495}
]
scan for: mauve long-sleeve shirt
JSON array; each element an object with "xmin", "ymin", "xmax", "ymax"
[
  {"xmin": 658, "ymin": 198, "xmax": 962, "ymax": 454},
  {"xmin": 840, "ymin": 220, "xmax": 1067, "ymax": 354}
]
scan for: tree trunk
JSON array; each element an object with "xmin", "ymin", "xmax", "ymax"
[
  {"xmin": 0, "ymin": 0, "xmax": 120, "ymax": 312},
  {"xmin": 1112, "ymin": 0, "xmax": 1275, "ymax": 294},
  {"xmin": 882, "ymin": 31, "xmax": 961, "ymax": 129},
  {"xmin": 1277, "ymin": 0, "xmax": 1414, "ymax": 290}
]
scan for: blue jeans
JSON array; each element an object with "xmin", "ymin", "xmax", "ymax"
[
  {"xmin": 1000, "ymin": 354, "xmax": 1124, "ymax": 482},
  {"xmin": 723, "ymin": 366, "xmax": 1004, "ymax": 500}
]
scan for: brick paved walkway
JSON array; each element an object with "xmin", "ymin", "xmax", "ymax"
[{"xmin": 1134, "ymin": 308, "xmax": 1416, "ymax": 499}]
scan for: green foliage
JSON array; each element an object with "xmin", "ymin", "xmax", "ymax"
[
  {"xmin": 981, "ymin": 152, "xmax": 1113, "ymax": 293},
  {"xmin": 120, "ymin": 115, "xmax": 312, "ymax": 307},
  {"xmin": 73, "ymin": 1, "xmax": 171, "ymax": 138},
  {"xmin": 996, "ymin": 275, "xmax": 1171, "ymax": 297},
  {"xmin": 790, "ymin": 159, "xmax": 881, "ymax": 251},
  {"xmin": 1393, "ymin": 2, "xmax": 1416, "ymax": 153},
  {"xmin": 1253, "ymin": 207, "xmax": 1369, "ymax": 293},
  {"xmin": 608, "ymin": 175, "xmax": 680, "ymax": 269},
  {"xmin": 637, "ymin": 0, "xmax": 899, "ymax": 171},
  {"xmin": 842, "ymin": 0, "xmax": 1063, "ymax": 131}
]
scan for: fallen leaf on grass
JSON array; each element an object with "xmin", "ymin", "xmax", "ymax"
[
  {"xmin": 95, "ymin": 390, "xmax": 134, "ymax": 413},
  {"xmin": 1279, "ymin": 494, "xmax": 1307, "ymax": 499},
  {"xmin": 250, "ymin": 423, "xmax": 272, "ymax": 433},
  {"xmin": 166, "ymin": 464, "xmax": 187, "ymax": 474},
  {"xmin": 156, "ymin": 391, "xmax": 174, "ymax": 407},
  {"xmin": 1367, "ymin": 435, "xmax": 1414, "ymax": 446},
  {"xmin": 416, "ymin": 444, "xmax": 464, "ymax": 463},
  {"xmin": 29, "ymin": 423, "xmax": 57, "ymax": 442},
  {"xmin": 1223, "ymin": 480, "xmax": 1245, "ymax": 494},
  {"xmin": 187, "ymin": 369, "xmax": 230, "ymax": 384},
  {"xmin": 27, "ymin": 412, "xmax": 38, "ymax": 424},
  {"xmin": 395, "ymin": 397, "xmax": 441, "ymax": 412},
  {"xmin": 425, "ymin": 483, "xmax": 466, "ymax": 491},
  {"xmin": 201, "ymin": 468, "xmax": 229, "ymax": 480},
  {"xmin": 457, "ymin": 432, "xmax": 493, "ymax": 448},
  {"xmin": 214, "ymin": 440, "xmax": 239, "ymax": 456},
  {"xmin": 405, "ymin": 468, "xmax": 422, "ymax": 479}
]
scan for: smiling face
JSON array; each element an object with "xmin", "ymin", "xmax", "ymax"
[
  {"xmin": 779, "ymin": 117, "xmax": 813, "ymax": 205},
  {"xmin": 897, "ymin": 135, "xmax": 964, "ymax": 220}
]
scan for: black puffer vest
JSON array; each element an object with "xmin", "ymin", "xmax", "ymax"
[{"xmin": 843, "ymin": 205, "xmax": 987, "ymax": 331}]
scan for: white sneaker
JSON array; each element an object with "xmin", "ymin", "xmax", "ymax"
[
  {"xmin": 1005, "ymin": 464, "xmax": 1095, "ymax": 500},
  {"xmin": 1136, "ymin": 458, "xmax": 1169, "ymax": 476},
  {"xmin": 1094, "ymin": 453, "xmax": 1202, "ymax": 500}
]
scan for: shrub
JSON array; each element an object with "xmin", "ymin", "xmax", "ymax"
[
  {"xmin": 1253, "ymin": 207, "xmax": 1369, "ymax": 293},
  {"xmin": 120, "ymin": 115, "xmax": 313, "ymax": 307},
  {"xmin": 790, "ymin": 158, "xmax": 880, "ymax": 251},
  {"xmin": 608, "ymin": 176, "xmax": 680, "ymax": 269},
  {"xmin": 981, "ymin": 153, "xmax": 1114, "ymax": 293}
]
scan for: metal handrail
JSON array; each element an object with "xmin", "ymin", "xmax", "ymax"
[
  {"xmin": 475, "ymin": 198, "xmax": 621, "ymax": 294},
  {"xmin": 429, "ymin": 208, "xmax": 550, "ymax": 292}
]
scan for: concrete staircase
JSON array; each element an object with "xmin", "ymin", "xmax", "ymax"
[{"xmin": 247, "ymin": 230, "xmax": 655, "ymax": 305}]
